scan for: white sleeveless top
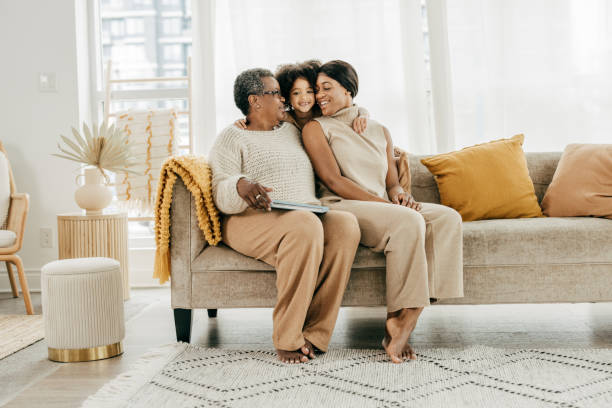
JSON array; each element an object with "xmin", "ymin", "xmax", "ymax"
[{"xmin": 314, "ymin": 105, "xmax": 389, "ymax": 202}]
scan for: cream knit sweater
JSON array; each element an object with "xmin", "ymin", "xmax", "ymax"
[{"xmin": 209, "ymin": 122, "xmax": 320, "ymax": 214}]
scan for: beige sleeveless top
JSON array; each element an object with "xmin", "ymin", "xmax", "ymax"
[{"xmin": 314, "ymin": 105, "xmax": 389, "ymax": 202}]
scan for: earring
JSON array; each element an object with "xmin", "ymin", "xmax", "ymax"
[{"xmin": 256, "ymin": 104, "xmax": 261, "ymax": 108}]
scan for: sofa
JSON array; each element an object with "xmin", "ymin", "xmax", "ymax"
[{"xmin": 169, "ymin": 152, "xmax": 612, "ymax": 342}]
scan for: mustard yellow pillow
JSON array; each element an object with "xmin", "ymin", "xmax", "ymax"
[{"xmin": 420, "ymin": 134, "xmax": 542, "ymax": 221}]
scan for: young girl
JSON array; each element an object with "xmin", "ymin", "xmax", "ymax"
[{"xmin": 236, "ymin": 60, "xmax": 369, "ymax": 133}]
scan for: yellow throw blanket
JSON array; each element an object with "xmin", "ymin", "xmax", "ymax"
[{"xmin": 153, "ymin": 156, "xmax": 222, "ymax": 284}]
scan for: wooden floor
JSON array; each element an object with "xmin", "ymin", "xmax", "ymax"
[{"xmin": 1, "ymin": 288, "xmax": 611, "ymax": 407}]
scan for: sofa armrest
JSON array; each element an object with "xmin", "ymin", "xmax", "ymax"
[{"xmin": 170, "ymin": 178, "xmax": 208, "ymax": 308}]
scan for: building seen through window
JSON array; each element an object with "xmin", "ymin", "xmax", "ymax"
[{"xmin": 99, "ymin": 0, "xmax": 192, "ymax": 84}]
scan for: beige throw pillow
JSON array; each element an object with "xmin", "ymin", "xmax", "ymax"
[{"xmin": 541, "ymin": 144, "xmax": 612, "ymax": 219}]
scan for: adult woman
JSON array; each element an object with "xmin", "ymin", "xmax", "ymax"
[
  {"xmin": 302, "ymin": 60, "xmax": 464, "ymax": 364},
  {"xmin": 209, "ymin": 68, "xmax": 361, "ymax": 364},
  {"xmin": 236, "ymin": 60, "xmax": 369, "ymax": 133}
]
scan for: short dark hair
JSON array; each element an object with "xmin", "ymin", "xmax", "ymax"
[
  {"xmin": 275, "ymin": 59, "xmax": 321, "ymax": 102},
  {"xmin": 319, "ymin": 60, "xmax": 359, "ymax": 98},
  {"xmin": 233, "ymin": 68, "xmax": 274, "ymax": 115}
]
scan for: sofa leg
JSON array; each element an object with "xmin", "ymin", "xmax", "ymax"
[
  {"xmin": 207, "ymin": 309, "xmax": 218, "ymax": 318},
  {"xmin": 174, "ymin": 308, "xmax": 192, "ymax": 343}
]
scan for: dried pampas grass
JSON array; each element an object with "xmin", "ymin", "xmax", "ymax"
[{"xmin": 53, "ymin": 121, "xmax": 140, "ymax": 176}]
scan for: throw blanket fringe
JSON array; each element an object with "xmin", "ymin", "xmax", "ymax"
[{"xmin": 153, "ymin": 156, "xmax": 222, "ymax": 284}]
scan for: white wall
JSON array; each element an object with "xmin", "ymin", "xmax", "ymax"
[{"xmin": 0, "ymin": 0, "xmax": 85, "ymax": 291}]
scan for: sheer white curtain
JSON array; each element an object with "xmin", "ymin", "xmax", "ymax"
[
  {"xmin": 193, "ymin": 0, "xmax": 433, "ymax": 155},
  {"xmin": 446, "ymin": 0, "xmax": 612, "ymax": 152}
]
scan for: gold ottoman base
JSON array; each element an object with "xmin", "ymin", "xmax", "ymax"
[{"xmin": 48, "ymin": 342, "xmax": 123, "ymax": 362}]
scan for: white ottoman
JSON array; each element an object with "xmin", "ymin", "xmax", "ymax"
[{"xmin": 41, "ymin": 257, "xmax": 125, "ymax": 362}]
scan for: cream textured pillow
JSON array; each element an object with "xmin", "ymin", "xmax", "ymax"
[
  {"xmin": 541, "ymin": 144, "xmax": 612, "ymax": 219},
  {"xmin": 0, "ymin": 152, "xmax": 11, "ymax": 228},
  {"xmin": 420, "ymin": 134, "xmax": 543, "ymax": 221}
]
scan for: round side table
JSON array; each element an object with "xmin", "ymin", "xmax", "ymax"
[{"xmin": 57, "ymin": 212, "xmax": 130, "ymax": 300}]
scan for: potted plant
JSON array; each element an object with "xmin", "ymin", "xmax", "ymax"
[{"xmin": 53, "ymin": 121, "xmax": 139, "ymax": 214}]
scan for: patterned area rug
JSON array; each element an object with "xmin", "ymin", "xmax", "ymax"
[
  {"xmin": 83, "ymin": 343, "xmax": 612, "ymax": 408},
  {"xmin": 0, "ymin": 314, "xmax": 44, "ymax": 360}
]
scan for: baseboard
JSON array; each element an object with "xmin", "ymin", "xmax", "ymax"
[
  {"xmin": 0, "ymin": 269, "xmax": 169, "ymax": 293},
  {"xmin": 0, "ymin": 269, "xmax": 42, "ymax": 293}
]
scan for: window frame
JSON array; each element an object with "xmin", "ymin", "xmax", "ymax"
[{"xmin": 88, "ymin": 0, "xmax": 192, "ymax": 123}]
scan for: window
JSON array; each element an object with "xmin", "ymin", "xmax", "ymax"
[
  {"xmin": 162, "ymin": 18, "xmax": 182, "ymax": 35},
  {"xmin": 95, "ymin": 0, "xmax": 192, "ymax": 86},
  {"xmin": 90, "ymin": 0, "xmax": 193, "ymax": 286},
  {"xmin": 109, "ymin": 19, "xmax": 124, "ymax": 37},
  {"xmin": 161, "ymin": 0, "xmax": 181, "ymax": 7},
  {"xmin": 163, "ymin": 44, "xmax": 182, "ymax": 61},
  {"xmin": 125, "ymin": 18, "xmax": 144, "ymax": 35},
  {"xmin": 111, "ymin": 44, "xmax": 146, "ymax": 62}
]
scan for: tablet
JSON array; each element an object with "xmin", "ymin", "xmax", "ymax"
[{"xmin": 270, "ymin": 200, "xmax": 329, "ymax": 214}]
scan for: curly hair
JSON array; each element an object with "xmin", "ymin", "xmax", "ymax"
[
  {"xmin": 233, "ymin": 68, "xmax": 274, "ymax": 116},
  {"xmin": 319, "ymin": 60, "xmax": 359, "ymax": 98},
  {"xmin": 275, "ymin": 59, "xmax": 321, "ymax": 103}
]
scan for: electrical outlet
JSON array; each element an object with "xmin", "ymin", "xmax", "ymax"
[
  {"xmin": 39, "ymin": 72, "xmax": 57, "ymax": 92},
  {"xmin": 40, "ymin": 227, "xmax": 53, "ymax": 248}
]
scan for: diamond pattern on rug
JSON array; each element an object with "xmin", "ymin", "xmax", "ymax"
[{"xmin": 84, "ymin": 345, "xmax": 612, "ymax": 408}]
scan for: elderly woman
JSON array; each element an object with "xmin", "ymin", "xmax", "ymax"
[
  {"xmin": 209, "ymin": 68, "xmax": 361, "ymax": 364},
  {"xmin": 302, "ymin": 60, "xmax": 464, "ymax": 364}
]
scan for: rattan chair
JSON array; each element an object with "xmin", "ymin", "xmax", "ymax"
[{"xmin": 0, "ymin": 141, "xmax": 32, "ymax": 314}]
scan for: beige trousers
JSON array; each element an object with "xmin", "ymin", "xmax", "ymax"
[
  {"xmin": 222, "ymin": 209, "xmax": 360, "ymax": 352},
  {"xmin": 326, "ymin": 200, "xmax": 464, "ymax": 312}
]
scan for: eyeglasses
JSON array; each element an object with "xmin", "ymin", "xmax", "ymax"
[{"xmin": 262, "ymin": 90, "xmax": 282, "ymax": 98}]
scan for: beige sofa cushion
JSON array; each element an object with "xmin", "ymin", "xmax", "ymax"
[
  {"xmin": 462, "ymin": 217, "xmax": 612, "ymax": 266},
  {"xmin": 191, "ymin": 244, "xmax": 386, "ymax": 272},
  {"xmin": 192, "ymin": 216, "xmax": 612, "ymax": 273}
]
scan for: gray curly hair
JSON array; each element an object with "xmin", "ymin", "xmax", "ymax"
[{"xmin": 233, "ymin": 68, "xmax": 275, "ymax": 115}]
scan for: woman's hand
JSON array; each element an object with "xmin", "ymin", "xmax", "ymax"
[
  {"xmin": 234, "ymin": 118, "xmax": 248, "ymax": 130},
  {"xmin": 236, "ymin": 177, "xmax": 272, "ymax": 211},
  {"xmin": 389, "ymin": 188, "xmax": 422, "ymax": 211},
  {"xmin": 352, "ymin": 116, "xmax": 368, "ymax": 134},
  {"xmin": 236, "ymin": 178, "xmax": 273, "ymax": 211}
]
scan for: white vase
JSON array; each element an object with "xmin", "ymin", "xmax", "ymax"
[{"xmin": 75, "ymin": 166, "xmax": 112, "ymax": 215}]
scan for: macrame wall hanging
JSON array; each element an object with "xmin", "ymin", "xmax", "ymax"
[{"xmin": 114, "ymin": 109, "xmax": 178, "ymax": 216}]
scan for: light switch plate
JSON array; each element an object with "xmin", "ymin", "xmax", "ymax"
[
  {"xmin": 40, "ymin": 227, "xmax": 53, "ymax": 248},
  {"xmin": 39, "ymin": 72, "xmax": 57, "ymax": 92}
]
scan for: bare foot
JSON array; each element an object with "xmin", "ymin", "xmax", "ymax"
[
  {"xmin": 400, "ymin": 342, "xmax": 417, "ymax": 360},
  {"xmin": 400, "ymin": 308, "xmax": 422, "ymax": 360},
  {"xmin": 277, "ymin": 349, "xmax": 309, "ymax": 364},
  {"xmin": 301, "ymin": 339, "xmax": 316, "ymax": 359},
  {"xmin": 382, "ymin": 307, "xmax": 423, "ymax": 363}
]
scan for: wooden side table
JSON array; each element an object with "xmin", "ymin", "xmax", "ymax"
[{"xmin": 57, "ymin": 212, "xmax": 130, "ymax": 300}]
